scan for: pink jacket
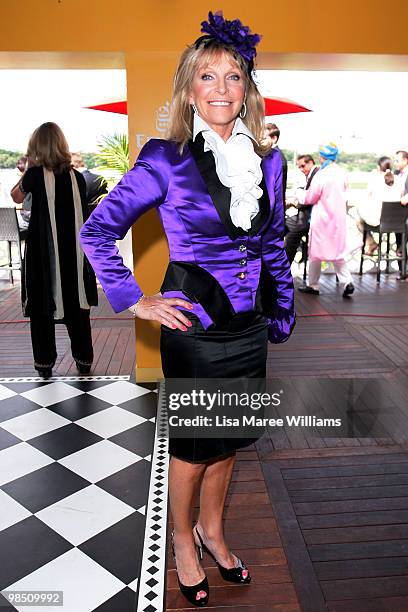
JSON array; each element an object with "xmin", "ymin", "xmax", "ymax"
[{"xmin": 305, "ymin": 163, "xmax": 348, "ymax": 261}]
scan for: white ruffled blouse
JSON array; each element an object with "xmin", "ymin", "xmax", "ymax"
[{"xmin": 193, "ymin": 114, "xmax": 263, "ymax": 231}]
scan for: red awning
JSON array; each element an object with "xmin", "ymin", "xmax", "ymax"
[
  {"xmin": 85, "ymin": 97, "xmax": 310, "ymax": 116},
  {"xmin": 264, "ymin": 96, "xmax": 310, "ymax": 116},
  {"xmin": 86, "ymin": 100, "xmax": 128, "ymax": 114}
]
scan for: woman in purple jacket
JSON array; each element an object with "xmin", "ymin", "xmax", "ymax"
[{"xmin": 80, "ymin": 12, "xmax": 295, "ymax": 607}]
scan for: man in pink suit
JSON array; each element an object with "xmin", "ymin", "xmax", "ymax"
[{"xmin": 299, "ymin": 143, "xmax": 354, "ymax": 297}]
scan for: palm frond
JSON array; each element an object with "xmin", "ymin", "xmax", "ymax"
[{"xmin": 95, "ymin": 133, "xmax": 130, "ymax": 176}]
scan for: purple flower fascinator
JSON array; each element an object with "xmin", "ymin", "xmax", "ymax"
[{"xmin": 195, "ymin": 11, "xmax": 261, "ymax": 69}]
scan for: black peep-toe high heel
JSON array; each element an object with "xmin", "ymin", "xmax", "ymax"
[
  {"xmin": 194, "ymin": 524, "xmax": 251, "ymax": 584},
  {"xmin": 170, "ymin": 531, "xmax": 209, "ymax": 607}
]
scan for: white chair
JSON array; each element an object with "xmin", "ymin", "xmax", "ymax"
[{"xmin": 0, "ymin": 207, "xmax": 24, "ymax": 284}]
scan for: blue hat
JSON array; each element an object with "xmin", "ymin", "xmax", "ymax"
[{"xmin": 319, "ymin": 143, "xmax": 338, "ymax": 161}]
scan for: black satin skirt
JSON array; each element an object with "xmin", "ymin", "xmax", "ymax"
[{"xmin": 160, "ymin": 310, "xmax": 268, "ymax": 463}]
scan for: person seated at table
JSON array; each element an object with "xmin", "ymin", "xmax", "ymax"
[{"xmin": 356, "ymin": 156, "xmax": 404, "ymax": 255}]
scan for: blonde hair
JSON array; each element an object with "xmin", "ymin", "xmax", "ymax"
[
  {"xmin": 167, "ymin": 43, "xmax": 271, "ymax": 156},
  {"xmin": 27, "ymin": 122, "xmax": 72, "ymax": 173}
]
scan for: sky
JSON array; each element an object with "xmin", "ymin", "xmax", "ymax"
[
  {"xmin": 257, "ymin": 69, "xmax": 408, "ymax": 155},
  {"xmin": 0, "ymin": 68, "xmax": 407, "ymax": 155},
  {"xmin": 0, "ymin": 70, "xmax": 128, "ymax": 153}
]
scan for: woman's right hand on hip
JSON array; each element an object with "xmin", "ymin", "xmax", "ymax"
[{"xmin": 129, "ymin": 295, "xmax": 193, "ymax": 331}]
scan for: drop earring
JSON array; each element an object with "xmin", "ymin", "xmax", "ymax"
[
  {"xmin": 239, "ymin": 101, "xmax": 247, "ymax": 119},
  {"xmin": 191, "ymin": 103, "xmax": 198, "ymax": 114}
]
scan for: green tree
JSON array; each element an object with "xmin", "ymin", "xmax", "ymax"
[
  {"xmin": 81, "ymin": 152, "xmax": 99, "ymax": 169},
  {"xmin": 0, "ymin": 149, "xmax": 23, "ymax": 169},
  {"xmin": 281, "ymin": 149, "xmax": 380, "ymax": 172}
]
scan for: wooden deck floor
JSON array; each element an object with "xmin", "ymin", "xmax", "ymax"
[
  {"xmin": 267, "ymin": 272, "xmax": 408, "ymax": 379},
  {"xmin": 0, "ymin": 280, "xmax": 135, "ymax": 377},
  {"xmin": 261, "ymin": 450, "xmax": 408, "ymax": 612},
  {"xmin": 1, "ymin": 271, "xmax": 407, "ymax": 380},
  {"xmin": 2, "ymin": 271, "xmax": 408, "ymax": 611},
  {"xmin": 166, "ymin": 446, "xmax": 301, "ymax": 612},
  {"xmin": 163, "ymin": 272, "xmax": 408, "ymax": 612}
]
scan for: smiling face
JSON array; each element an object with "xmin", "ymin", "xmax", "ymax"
[{"xmin": 189, "ymin": 50, "xmax": 246, "ymax": 141}]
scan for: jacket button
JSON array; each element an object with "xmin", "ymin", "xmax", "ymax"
[
  {"xmin": 239, "ymin": 244, "xmax": 247, "ymax": 252},
  {"xmin": 239, "ymin": 259, "xmax": 247, "ymax": 266},
  {"xmin": 238, "ymin": 272, "xmax": 246, "ymax": 280}
]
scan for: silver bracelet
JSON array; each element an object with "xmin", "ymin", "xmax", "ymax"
[{"xmin": 129, "ymin": 294, "xmax": 145, "ymax": 317}]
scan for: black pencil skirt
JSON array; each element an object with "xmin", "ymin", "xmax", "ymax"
[{"xmin": 160, "ymin": 310, "xmax": 268, "ymax": 463}]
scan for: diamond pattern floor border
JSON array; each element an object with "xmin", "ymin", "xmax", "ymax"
[
  {"xmin": 0, "ymin": 376, "xmax": 166, "ymax": 612},
  {"xmin": 136, "ymin": 381, "xmax": 169, "ymax": 612}
]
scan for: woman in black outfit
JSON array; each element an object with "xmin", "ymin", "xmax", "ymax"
[{"xmin": 11, "ymin": 122, "xmax": 97, "ymax": 378}]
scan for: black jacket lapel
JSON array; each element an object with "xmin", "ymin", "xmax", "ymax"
[{"xmin": 249, "ymin": 174, "xmax": 270, "ymax": 236}]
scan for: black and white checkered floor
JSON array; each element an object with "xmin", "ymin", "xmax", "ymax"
[{"xmin": 0, "ymin": 376, "xmax": 169, "ymax": 612}]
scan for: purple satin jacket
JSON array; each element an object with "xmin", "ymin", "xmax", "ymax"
[{"xmin": 79, "ymin": 137, "xmax": 295, "ymax": 343}]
